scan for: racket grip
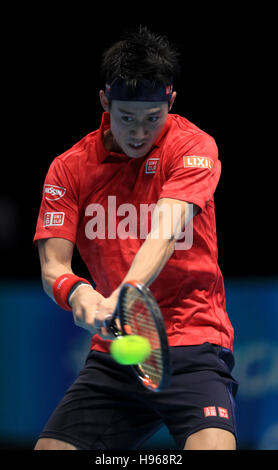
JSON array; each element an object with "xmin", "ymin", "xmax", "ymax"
[
  {"xmin": 103, "ymin": 315, "xmax": 121, "ymax": 337},
  {"xmin": 103, "ymin": 315, "xmax": 113, "ymax": 329},
  {"xmin": 94, "ymin": 315, "xmax": 118, "ymax": 339}
]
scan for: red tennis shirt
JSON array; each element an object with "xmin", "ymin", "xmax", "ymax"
[{"xmin": 34, "ymin": 112, "xmax": 234, "ymax": 351}]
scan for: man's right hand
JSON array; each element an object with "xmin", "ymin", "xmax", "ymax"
[
  {"xmin": 37, "ymin": 238, "xmax": 114, "ymax": 339},
  {"xmin": 69, "ymin": 284, "xmax": 114, "ymax": 339}
]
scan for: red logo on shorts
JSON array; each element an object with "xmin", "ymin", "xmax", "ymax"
[
  {"xmin": 218, "ymin": 407, "xmax": 229, "ymax": 419},
  {"xmin": 204, "ymin": 406, "xmax": 229, "ymax": 419},
  {"xmin": 204, "ymin": 406, "xmax": 217, "ymax": 417}
]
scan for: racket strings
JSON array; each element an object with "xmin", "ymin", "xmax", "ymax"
[{"xmin": 122, "ymin": 287, "xmax": 163, "ymax": 387}]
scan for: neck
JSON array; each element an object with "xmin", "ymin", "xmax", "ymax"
[{"xmin": 103, "ymin": 129, "xmax": 123, "ymax": 153}]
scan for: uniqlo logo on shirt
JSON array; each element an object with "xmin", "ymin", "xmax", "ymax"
[
  {"xmin": 204, "ymin": 406, "xmax": 217, "ymax": 417},
  {"xmin": 183, "ymin": 156, "xmax": 214, "ymax": 170},
  {"xmin": 44, "ymin": 212, "xmax": 65, "ymax": 227},
  {"xmin": 218, "ymin": 407, "xmax": 229, "ymax": 419},
  {"xmin": 145, "ymin": 157, "xmax": 159, "ymax": 174}
]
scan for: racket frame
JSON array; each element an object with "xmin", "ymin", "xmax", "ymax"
[{"xmin": 105, "ymin": 281, "xmax": 171, "ymax": 392}]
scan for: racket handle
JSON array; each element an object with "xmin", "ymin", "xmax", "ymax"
[
  {"xmin": 103, "ymin": 314, "xmax": 121, "ymax": 337},
  {"xmin": 103, "ymin": 314, "xmax": 113, "ymax": 329}
]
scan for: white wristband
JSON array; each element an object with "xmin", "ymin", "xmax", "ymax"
[{"xmin": 68, "ymin": 283, "xmax": 94, "ymax": 306}]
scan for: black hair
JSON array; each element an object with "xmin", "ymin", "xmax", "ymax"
[{"xmin": 101, "ymin": 25, "xmax": 180, "ymax": 89}]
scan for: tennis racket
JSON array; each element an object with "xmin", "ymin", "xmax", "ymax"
[{"xmin": 103, "ymin": 281, "xmax": 171, "ymax": 392}]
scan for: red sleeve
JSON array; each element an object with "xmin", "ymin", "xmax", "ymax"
[
  {"xmin": 33, "ymin": 157, "xmax": 79, "ymax": 245},
  {"xmin": 159, "ymin": 133, "xmax": 221, "ymax": 211}
]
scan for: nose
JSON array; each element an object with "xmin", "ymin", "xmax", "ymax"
[{"xmin": 130, "ymin": 125, "xmax": 148, "ymax": 140}]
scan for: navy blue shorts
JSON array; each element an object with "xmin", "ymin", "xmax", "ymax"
[{"xmin": 38, "ymin": 342, "xmax": 238, "ymax": 450}]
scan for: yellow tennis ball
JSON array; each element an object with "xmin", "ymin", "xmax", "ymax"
[{"xmin": 110, "ymin": 335, "xmax": 151, "ymax": 365}]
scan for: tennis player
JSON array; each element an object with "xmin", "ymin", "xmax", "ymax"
[{"xmin": 33, "ymin": 26, "xmax": 238, "ymax": 450}]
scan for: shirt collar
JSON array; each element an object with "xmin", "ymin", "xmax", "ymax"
[{"xmin": 96, "ymin": 112, "xmax": 171, "ymax": 164}]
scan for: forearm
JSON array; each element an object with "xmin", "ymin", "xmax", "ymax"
[
  {"xmin": 41, "ymin": 261, "xmax": 73, "ymax": 301},
  {"xmin": 37, "ymin": 238, "xmax": 109, "ymax": 336},
  {"xmin": 111, "ymin": 199, "xmax": 196, "ymax": 299},
  {"xmin": 122, "ymin": 235, "xmax": 176, "ymax": 288}
]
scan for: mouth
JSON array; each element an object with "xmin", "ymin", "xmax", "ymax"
[{"xmin": 128, "ymin": 142, "xmax": 146, "ymax": 151}]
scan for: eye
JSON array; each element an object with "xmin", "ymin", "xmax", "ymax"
[
  {"xmin": 148, "ymin": 116, "xmax": 159, "ymax": 122},
  {"xmin": 121, "ymin": 116, "xmax": 133, "ymax": 122}
]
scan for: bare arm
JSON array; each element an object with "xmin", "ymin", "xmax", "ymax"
[
  {"xmin": 99, "ymin": 198, "xmax": 199, "ymax": 313},
  {"xmin": 37, "ymin": 238, "xmax": 106, "ymax": 335},
  {"xmin": 120, "ymin": 198, "xmax": 198, "ymax": 287},
  {"xmin": 38, "ymin": 238, "xmax": 74, "ymax": 301}
]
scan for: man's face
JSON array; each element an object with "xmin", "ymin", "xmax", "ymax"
[{"xmin": 100, "ymin": 93, "xmax": 175, "ymax": 158}]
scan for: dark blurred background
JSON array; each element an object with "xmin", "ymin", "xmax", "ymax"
[{"xmin": 1, "ymin": 6, "xmax": 277, "ymax": 451}]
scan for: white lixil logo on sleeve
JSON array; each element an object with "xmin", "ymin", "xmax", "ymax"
[{"xmin": 183, "ymin": 156, "xmax": 214, "ymax": 170}]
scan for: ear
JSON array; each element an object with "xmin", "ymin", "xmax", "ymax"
[
  {"xmin": 169, "ymin": 91, "xmax": 177, "ymax": 111},
  {"xmin": 99, "ymin": 90, "xmax": 110, "ymax": 112}
]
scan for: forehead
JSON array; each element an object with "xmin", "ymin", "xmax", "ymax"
[{"xmin": 112, "ymin": 100, "xmax": 168, "ymax": 115}]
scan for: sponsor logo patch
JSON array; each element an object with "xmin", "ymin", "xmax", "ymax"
[
  {"xmin": 218, "ymin": 407, "xmax": 229, "ymax": 419},
  {"xmin": 204, "ymin": 406, "xmax": 217, "ymax": 417},
  {"xmin": 44, "ymin": 212, "xmax": 65, "ymax": 227},
  {"xmin": 145, "ymin": 157, "xmax": 159, "ymax": 174},
  {"xmin": 183, "ymin": 156, "xmax": 214, "ymax": 170},
  {"xmin": 204, "ymin": 406, "xmax": 229, "ymax": 419},
  {"xmin": 44, "ymin": 184, "xmax": 66, "ymax": 201}
]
